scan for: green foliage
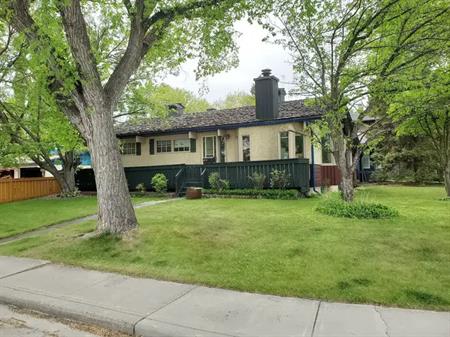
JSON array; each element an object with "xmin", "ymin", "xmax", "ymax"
[
  {"xmin": 269, "ymin": 169, "xmax": 290, "ymax": 189},
  {"xmin": 121, "ymin": 83, "xmax": 211, "ymax": 120},
  {"xmin": 151, "ymin": 173, "xmax": 168, "ymax": 194},
  {"xmin": 371, "ymin": 133, "xmax": 442, "ymax": 184},
  {"xmin": 208, "ymin": 172, "xmax": 230, "ymax": 192},
  {"xmin": 203, "ymin": 188, "xmax": 299, "ymax": 200},
  {"xmin": 248, "ymin": 172, "xmax": 266, "ymax": 189},
  {"xmin": 316, "ymin": 197, "xmax": 399, "ymax": 219},
  {"xmin": 214, "ymin": 90, "xmax": 255, "ymax": 109}
]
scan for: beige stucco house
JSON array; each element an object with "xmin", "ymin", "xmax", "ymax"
[{"xmin": 114, "ymin": 69, "xmax": 340, "ymax": 192}]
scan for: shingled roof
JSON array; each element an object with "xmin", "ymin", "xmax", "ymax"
[{"xmin": 115, "ymin": 99, "xmax": 322, "ymax": 138}]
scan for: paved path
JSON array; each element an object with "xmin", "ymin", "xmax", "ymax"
[
  {"xmin": 0, "ymin": 198, "xmax": 180, "ymax": 246},
  {"xmin": 0, "ymin": 257, "xmax": 448, "ymax": 337}
]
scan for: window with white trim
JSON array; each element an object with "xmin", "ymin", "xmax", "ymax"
[
  {"xmin": 280, "ymin": 132, "xmax": 289, "ymax": 159},
  {"xmin": 121, "ymin": 142, "xmax": 136, "ymax": 155},
  {"xmin": 242, "ymin": 135, "xmax": 250, "ymax": 162},
  {"xmin": 156, "ymin": 140, "xmax": 172, "ymax": 153},
  {"xmin": 203, "ymin": 136, "xmax": 216, "ymax": 158},
  {"xmin": 174, "ymin": 139, "xmax": 190, "ymax": 152}
]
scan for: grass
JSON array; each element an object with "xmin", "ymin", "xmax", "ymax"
[
  {"xmin": 0, "ymin": 195, "xmax": 163, "ymax": 239},
  {"xmin": 0, "ymin": 185, "xmax": 448, "ymax": 310}
]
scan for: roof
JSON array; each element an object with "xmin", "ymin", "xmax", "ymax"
[{"xmin": 116, "ymin": 99, "xmax": 322, "ymax": 138}]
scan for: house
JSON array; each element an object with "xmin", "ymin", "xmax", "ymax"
[{"xmin": 112, "ymin": 69, "xmax": 341, "ymax": 194}]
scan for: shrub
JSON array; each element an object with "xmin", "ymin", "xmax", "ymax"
[
  {"xmin": 270, "ymin": 169, "xmax": 290, "ymax": 189},
  {"xmin": 151, "ymin": 173, "xmax": 168, "ymax": 193},
  {"xmin": 135, "ymin": 183, "xmax": 146, "ymax": 195},
  {"xmin": 316, "ymin": 198, "xmax": 399, "ymax": 219},
  {"xmin": 248, "ymin": 172, "xmax": 266, "ymax": 189},
  {"xmin": 203, "ymin": 188, "xmax": 299, "ymax": 200},
  {"xmin": 208, "ymin": 172, "xmax": 230, "ymax": 192}
]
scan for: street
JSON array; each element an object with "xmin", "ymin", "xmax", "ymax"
[{"xmin": 0, "ymin": 304, "xmax": 127, "ymax": 337}]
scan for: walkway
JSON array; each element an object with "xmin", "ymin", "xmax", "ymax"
[
  {"xmin": 0, "ymin": 198, "xmax": 180, "ymax": 246},
  {"xmin": 0, "ymin": 256, "xmax": 448, "ymax": 337}
]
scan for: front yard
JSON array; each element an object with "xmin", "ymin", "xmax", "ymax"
[
  {"xmin": 0, "ymin": 195, "xmax": 162, "ymax": 239},
  {"xmin": 0, "ymin": 185, "xmax": 448, "ymax": 310}
]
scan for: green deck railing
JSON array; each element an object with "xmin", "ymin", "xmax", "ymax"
[{"xmin": 76, "ymin": 159, "xmax": 310, "ymax": 193}]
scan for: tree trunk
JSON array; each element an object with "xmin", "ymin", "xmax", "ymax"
[
  {"xmin": 53, "ymin": 167, "xmax": 77, "ymax": 196},
  {"xmin": 444, "ymin": 162, "xmax": 450, "ymax": 198},
  {"xmin": 86, "ymin": 108, "xmax": 138, "ymax": 234},
  {"xmin": 340, "ymin": 168, "xmax": 354, "ymax": 202}
]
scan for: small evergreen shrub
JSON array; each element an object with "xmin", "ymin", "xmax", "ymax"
[
  {"xmin": 316, "ymin": 198, "xmax": 399, "ymax": 219},
  {"xmin": 203, "ymin": 188, "xmax": 299, "ymax": 200},
  {"xmin": 208, "ymin": 172, "xmax": 230, "ymax": 192},
  {"xmin": 151, "ymin": 173, "xmax": 168, "ymax": 193},
  {"xmin": 248, "ymin": 172, "xmax": 266, "ymax": 189},
  {"xmin": 270, "ymin": 169, "xmax": 290, "ymax": 189}
]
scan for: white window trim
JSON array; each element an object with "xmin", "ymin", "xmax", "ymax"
[
  {"xmin": 173, "ymin": 139, "xmax": 190, "ymax": 152},
  {"xmin": 203, "ymin": 136, "xmax": 216, "ymax": 158},
  {"xmin": 156, "ymin": 140, "xmax": 172, "ymax": 153},
  {"xmin": 279, "ymin": 131, "xmax": 289, "ymax": 160},
  {"xmin": 121, "ymin": 142, "xmax": 137, "ymax": 155}
]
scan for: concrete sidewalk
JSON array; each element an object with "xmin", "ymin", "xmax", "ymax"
[{"xmin": 0, "ymin": 257, "xmax": 448, "ymax": 337}]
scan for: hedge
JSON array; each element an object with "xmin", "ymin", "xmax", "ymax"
[{"xmin": 203, "ymin": 188, "xmax": 300, "ymax": 200}]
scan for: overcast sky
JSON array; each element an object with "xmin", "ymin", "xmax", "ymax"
[{"xmin": 161, "ymin": 20, "xmax": 296, "ymax": 103}]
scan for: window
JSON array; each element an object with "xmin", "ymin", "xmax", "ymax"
[
  {"xmin": 242, "ymin": 135, "xmax": 250, "ymax": 162},
  {"xmin": 174, "ymin": 139, "xmax": 190, "ymax": 152},
  {"xmin": 156, "ymin": 140, "xmax": 172, "ymax": 153},
  {"xmin": 280, "ymin": 132, "xmax": 289, "ymax": 159},
  {"xmin": 361, "ymin": 155, "xmax": 371, "ymax": 169},
  {"xmin": 203, "ymin": 136, "xmax": 216, "ymax": 158},
  {"xmin": 295, "ymin": 135, "xmax": 304, "ymax": 158},
  {"xmin": 321, "ymin": 138, "xmax": 332, "ymax": 164},
  {"xmin": 121, "ymin": 142, "xmax": 136, "ymax": 155}
]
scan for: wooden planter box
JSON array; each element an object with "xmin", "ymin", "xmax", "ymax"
[{"xmin": 186, "ymin": 187, "xmax": 202, "ymax": 199}]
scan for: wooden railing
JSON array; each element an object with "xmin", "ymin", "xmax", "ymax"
[{"xmin": 0, "ymin": 177, "xmax": 60, "ymax": 204}]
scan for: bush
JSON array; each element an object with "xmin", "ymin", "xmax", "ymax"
[
  {"xmin": 203, "ymin": 188, "xmax": 299, "ymax": 200},
  {"xmin": 316, "ymin": 198, "xmax": 399, "ymax": 219},
  {"xmin": 135, "ymin": 183, "xmax": 146, "ymax": 195},
  {"xmin": 208, "ymin": 172, "xmax": 230, "ymax": 192},
  {"xmin": 151, "ymin": 173, "xmax": 168, "ymax": 193},
  {"xmin": 270, "ymin": 169, "xmax": 290, "ymax": 189},
  {"xmin": 248, "ymin": 172, "xmax": 266, "ymax": 189}
]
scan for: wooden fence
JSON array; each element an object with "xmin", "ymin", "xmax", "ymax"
[{"xmin": 0, "ymin": 177, "xmax": 61, "ymax": 203}]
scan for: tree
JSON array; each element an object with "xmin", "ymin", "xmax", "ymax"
[
  {"xmin": 117, "ymin": 83, "xmax": 211, "ymax": 121},
  {"xmin": 1, "ymin": 0, "xmax": 270, "ymax": 234},
  {"xmin": 269, "ymin": 0, "xmax": 448, "ymax": 201},
  {"xmin": 215, "ymin": 90, "xmax": 255, "ymax": 109},
  {"xmin": 385, "ymin": 63, "xmax": 450, "ymax": 196},
  {"xmin": 0, "ymin": 23, "xmax": 82, "ymax": 195}
]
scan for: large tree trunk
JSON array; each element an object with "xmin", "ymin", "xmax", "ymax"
[
  {"xmin": 53, "ymin": 167, "xmax": 77, "ymax": 196},
  {"xmin": 86, "ymin": 108, "xmax": 138, "ymax": 234},
  {"xmin": 333, "ymin": 135, "xmax": 356, "ymax": 202},
  {"xmin": 444, "ymin": 161, "xmax": 450, "ymax": 197}
]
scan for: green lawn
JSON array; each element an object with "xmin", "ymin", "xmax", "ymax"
[
  {"xmin": 0, "ymin": 185, "xmax": 449, "ymax": 310},
  {"xmin": 0, "ymin": 195, "xmax": 162, "ymax": 239}
]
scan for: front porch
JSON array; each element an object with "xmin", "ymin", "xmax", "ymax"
[{"xmin": 76, "ymin": 159, "xmax": 341, "ymax": 195}]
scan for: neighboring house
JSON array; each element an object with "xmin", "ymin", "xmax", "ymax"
[
  {"xmin": 113, "ymin": 69, "xmax": 341, "ymax": 193},
  {"xmin": 0, "ymin": 152, "xmax": 92, "ymax": 180}
]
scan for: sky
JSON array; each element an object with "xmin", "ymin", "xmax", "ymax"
[{"xmin": 161, "ymin": 20, "xmax": 296, "ymax": 103}]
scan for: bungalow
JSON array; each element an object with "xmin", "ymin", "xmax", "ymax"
[{"xmin": 113, "ymin": 69, "xmax": 341, "ymax": 194}]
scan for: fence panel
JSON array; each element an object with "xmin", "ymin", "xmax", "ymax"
[{"xmin": 0, "ymin": 178, "xmax": 60, "ymax": 204}]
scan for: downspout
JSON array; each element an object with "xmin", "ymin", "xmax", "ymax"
[{"xmin": 307, "ymin": 121, "xmax": 319, "ymax": 193}]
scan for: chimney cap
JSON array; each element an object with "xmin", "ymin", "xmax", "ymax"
[{"xmin": 261, "ymin": 68, "xmax": 272, "ymax": 76}]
